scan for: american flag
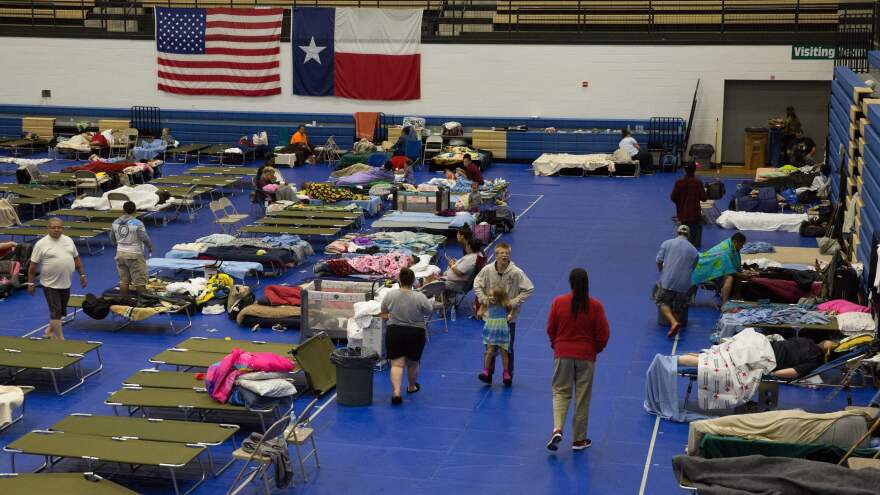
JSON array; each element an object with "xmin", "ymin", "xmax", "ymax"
[{"xmin": 155, "ymin": 7, "xmax": 283, "ymax": 97}]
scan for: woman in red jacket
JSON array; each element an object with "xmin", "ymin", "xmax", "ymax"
[{"xmin": 545, "ymin": 268, "xmax": 610, "ymax": 452}]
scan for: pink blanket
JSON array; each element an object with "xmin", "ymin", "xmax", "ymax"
[
  {"xmin": 205, "ymin": 348, "xmax": 294, "ymax": 403},
  {"xmin": 347, "ymin": 251, "xmax": 411, "ymax": 277}
]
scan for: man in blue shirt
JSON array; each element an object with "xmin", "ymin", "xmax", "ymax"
[{"xmin": 655, "ymin": 225, "xmax": 699, "ymax": 338}]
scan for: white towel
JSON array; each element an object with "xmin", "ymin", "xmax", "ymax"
[{"xmin": 0, "ymin": 386, "xmax": 25, "ymax": 427}]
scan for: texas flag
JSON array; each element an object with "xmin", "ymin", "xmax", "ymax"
[{"xmin": 292, "ymin": 7, "xmax": 422, "ymax": 100}]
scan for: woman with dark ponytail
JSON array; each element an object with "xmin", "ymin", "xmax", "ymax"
[{"xmin": 545, "ymin": 268, "xmax": 610, "ymax": 452}]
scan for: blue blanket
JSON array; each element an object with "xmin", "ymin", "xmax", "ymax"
[
  {"xmin": 147, "ymin": 258, "xmax": 262, "ymax": 280},
  {"xmin": 132, "ymin": 139, "xmax": 167, "ymax": 161},
  {"xmin": 644, "ymin": 354, "xmax": 710, "ymax": 423}
]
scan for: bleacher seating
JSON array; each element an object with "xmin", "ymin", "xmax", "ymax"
[{"xmin": 0, "ymin": 0, "xmax": 869, "ymax": 39}]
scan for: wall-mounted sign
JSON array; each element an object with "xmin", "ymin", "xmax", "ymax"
[{"xmin": 791, "ymin": 44, "xmax": 835, "ymax": 60}]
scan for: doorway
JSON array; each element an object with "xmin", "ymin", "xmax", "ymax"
[{"xmin": 722, "ymin": 80, "xmax": 831, "ymax": 164}]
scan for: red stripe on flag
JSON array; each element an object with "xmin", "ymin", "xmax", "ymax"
[
  {"xmin": 207, "ymin": 7, "xmax": 284, "ymax": 17},
  {"xmin": 205, "ymin": 47, "xmax": 279, "ymax": 57},
  {"xmin": 159, "ymin": 71, "xmax": 280, "ymax": 83},
  {"xmin": 334, "ymin": 53, "xmax": 421, "ymax": 101},
  {"xmin": 204, "ymin": 34, "xmax": 280, "ymax": 43},
  {"xmin": 158, "ymin": 84, "xmax": 281, "ymax": 97},
  {"xmin": 206, "ymin": 20, "xmax": 281, "ymax": 30},
  {"xmin": 158, "ymin": 58, "xmax": 280, "ymax": 70}
]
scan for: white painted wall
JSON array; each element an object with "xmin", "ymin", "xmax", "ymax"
[{"xmin": 0, "ymin": 37, "xmax": 833, "ymax": 159}]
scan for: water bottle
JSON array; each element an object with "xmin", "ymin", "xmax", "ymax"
[{"xmin": 450, "ymin": 306, "xmax": 457, "ymax": 322}]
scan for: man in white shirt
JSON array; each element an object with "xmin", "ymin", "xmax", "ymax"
[
  {"xmin": 619, "ymin": 129, "xmax": 654, "ymax": 173},
  {"xmin": 27, "ymin": 218, "xmax": 87, "ymax": 340}
]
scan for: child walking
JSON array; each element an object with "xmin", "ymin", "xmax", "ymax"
[{"xmin": 479, "ymin": 287, "xmax": 513, "ymax": 386}]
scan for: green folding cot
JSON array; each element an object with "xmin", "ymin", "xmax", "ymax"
[
  {"xmin": 51, "ymin": 413, "xmax": 238, "ymax": 475},
  {"xmin": 26, "ymin": 219, "xmax": 112, "ymax": 231},
  {"xmin": 0, "ymin": 227, "xmax": 105, "ymax": 254},
  {"xmin": 165, "ymin": 143, "xmax": 209, "ymax": 163},
  {"xmin": 239, "ymin": 224, "xmax": 341, "ymax": 238},
  {"xmin": 0, "ymin": 473, "xmax": 138, "ymax": 495},
  {"xmin": 149, "ymin": 337, "xmax": 297, "ymax": 370},
  {"xmin": 123, "ymin": 369, "xmax": 206, "ymax": 390},
  {"xmin": 49, "ymin": 209, "xmax": 132, "ymax": 221},
  {"xmin": 104, "ymin": 386, "xmax": 284, "ymax": 432},
  {"xmin": 271, "ymin": 209, "xmax": 362, "ymax": 220},
  {"xmin": 152, "ymin": 175, "xmax": 240, "ymax": 188},
  {"xmin": 186, "ymin": 166, "xmax": 258, "ymax": 176},
  {"xmin": 257, "ymin": 216, "xmax": 354, "ymax": 228},
  {"xmin": 0, "ymin": 337, "xmax": 102, "ymax": 395},
  {"xmin": 5, "ymin": 431, "xmax": 207, "ymax": 495}
]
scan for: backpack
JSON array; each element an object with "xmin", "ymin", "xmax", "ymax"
[
  {"xmin": 705, "ymin": 181, "xmax": 726, "ymax": 200},
  {"xmin": 479, "ymin": 206, "xmax": 516, "ymax": 233},
  {"xmin": 799, "ymin": 220, "xmax": 826, "ymax": 238},
  {"xmin": 227, "ymin": 285, "xmax": 255, "ymax": 320},
  {"xmin": 82, "ymin": 293, "xmax": 111, "ymax": 320}
]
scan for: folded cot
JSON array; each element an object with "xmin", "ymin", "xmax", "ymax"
[
  {"xmin": 0, "ymin": 473, "xmax": 138, "ymax": 495},
  {"xmin": 0, "ymin": 337, "xmax": 102, "ymax": 395}
]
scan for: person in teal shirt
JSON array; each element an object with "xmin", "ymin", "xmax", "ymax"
[{"xmin": 691, "ymin": 232, "xmax": 753, "ymax": 304}]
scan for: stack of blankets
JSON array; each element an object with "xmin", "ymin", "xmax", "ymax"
[
  {"xmin": 712, "ymin": 299, "xmax": 874, "ymax": 342},
  {"xmin": 205, "ymin": 348, "xmax": 296, "ymax": 410}
]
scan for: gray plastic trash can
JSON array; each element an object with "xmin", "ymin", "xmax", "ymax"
[{"xmin": 331, "ymin": 347, "xmax": 378, "ymax": 406}]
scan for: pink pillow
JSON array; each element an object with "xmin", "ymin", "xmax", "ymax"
[
  {"xmin": 262, "ymin": 184, "xmax": 279, "ymax": 193},
  {"xmin": 816, "ymin": 299, "xmax": 870, "ymax": 314}
]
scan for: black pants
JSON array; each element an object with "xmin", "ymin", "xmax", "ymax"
[
  {"xmin": 634, "ymin": 150, "xmax": 653, "ymax": 172},
  {"xmin": 684, "ymin": 221, "xmax": 703, "ymax": 249},
  {"xmin": 488, "ymin": 322, "xmax": 516, "ymax": 375}
]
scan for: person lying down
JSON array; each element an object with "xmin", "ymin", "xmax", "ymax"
[
  {"xmin": 675, "ymin": 328, "xmax": 835, "ymax": 410},
  {"xmin": 686, "ymin": 408, "xmax": 876, "ymax": 456}
]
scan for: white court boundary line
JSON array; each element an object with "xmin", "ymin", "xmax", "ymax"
[
  {"xmin": 638, "ymin": 334, "xmax": 681, "ymax": 495},
  {"xmin": 484, "ymin": 194, "xmax": 544, "ymax": 261},
  {"xmin": 310, "ymin": 193, "xmax": 545, "ymax": 422}
]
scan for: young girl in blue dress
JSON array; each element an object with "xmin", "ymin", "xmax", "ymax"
[{"xmin": 479, "ymin": 287, "xmax": 513, "ymax": 386}]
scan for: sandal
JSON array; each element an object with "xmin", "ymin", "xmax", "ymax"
[{"xmin": 406, "ymin": 383, "xmax": 421, "ymax": 394}]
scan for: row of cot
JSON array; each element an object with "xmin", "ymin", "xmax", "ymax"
[{"xmin": 0, "ymin": 334, "xmax": 336, "ymax": 495}]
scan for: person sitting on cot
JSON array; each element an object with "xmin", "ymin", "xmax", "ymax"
[{"xmin": 691, "ymin": 232, "xmax": 756, "ymax": 305}]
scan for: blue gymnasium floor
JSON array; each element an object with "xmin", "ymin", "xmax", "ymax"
[{"xmin": 0, "ymin": 157, "xmax": 873, "ymax": 495}]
